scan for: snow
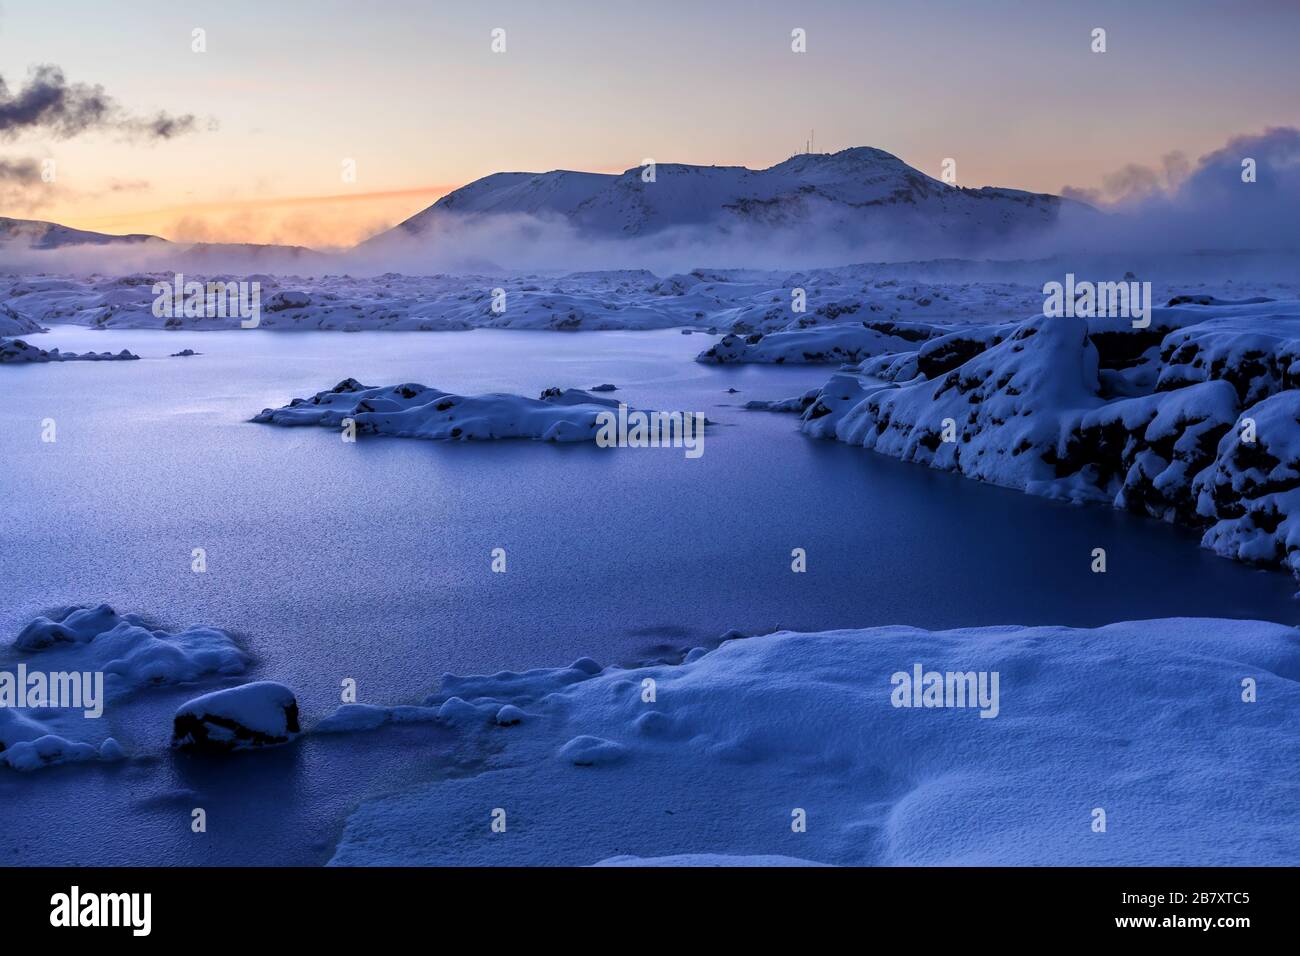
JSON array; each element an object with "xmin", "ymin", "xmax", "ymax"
[
  {"xmin": 326, "ymin": 619, "xmax": 1300, "ymax": 866},
  {"xmin": 0, "ymin": 733, "xmax": 100, "ymax": 772},
  {"xmin": 1, "ymin": 606, "xmax": 250, "ymax": 771},
  {"xmin": 697, "ymin": 321, "xmax": 939, "ymax": 365},
  {"xmin": 171, "ymin": 681, "xmax": 301, "ymax": 752},
  {"xmin": 1194, "ymin": 389, "xmax": 1300, "ymax": 574},
  {"xmin": 3, "ymin": 267, "xmax": 1296, "ymax": 342},
  {"xmin": 593, "ymin": 854, "xmax": 831, "ymax": 867},
  {"xmin": 0, "ymin": 216, "xmax": 161, "ymax": 249},
  {"xmin": 0, "ymin": 303, "xmax": 43, "ymax": 336},
  {"xmin": 742, "ymin": 296, "xmax": 1300, "ymax": 579},
  {"xmin": 0, "ymin": 698, "xmax": 125, "ymax": 773},
  {"xmin": 372, "ymin": 147, "xmax": 1072, "ymax": 248},
  {"xmin": 253, "ymin": 378, "xmax": 645, "ymax": 443},
  {"xmin": 13, "ymin": 604, "xmax": 248, "ymax": 690}
]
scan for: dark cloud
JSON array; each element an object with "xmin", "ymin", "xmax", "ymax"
[
  {"xmin": 0, "ymin": 156, "xmax": 41, "ymax": 183},
  {"xmin": 0, "ymin": 64, "xmax": 197, "ymax": 141},
  {"xmin": 124, "ymin": 111, "xmax": 198, "ymax": 140},
  {"xmin": 0, "ymin": 156, "xmax": 49, "ymax": 213}
]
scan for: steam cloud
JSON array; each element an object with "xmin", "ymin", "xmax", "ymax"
[
  {"xmin": 1051, "ymin": 126, "xmax": 1300, "ymax": 254},
  {"xmin": 0, "ymin": 64, "xmax": 197, "ymax": 140}
]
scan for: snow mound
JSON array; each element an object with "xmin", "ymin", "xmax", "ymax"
[
  {"xmin": 253, "ymin": 378, "xmax": 657, "ymax": 443},
  {"xmin": 13, "ymin": 604, "xmax": 249, "ymax": 690},
  {"xmin": 557, "ymin": 734, "xmax": 628, "ymax": 766},
  {"xmin": 171, "ymin": 681, "xmax": 301, "ymax": 753},
  {"xmin": 315, "ymin": 657, "xmax": 603, "ymax": 734},
  {"xmin": 698, "ymin": 321, "xmax": 939, "ymax": 365},
  {"xmin": 328, "ymin": 619, "xmax": 1300, "ymax": 866},
  {"xmin": 1, "ymin": 733, "xmax": 99, "ymax": 772},
  {"xmin": 0, "ymin": 705, "xmax": 125, "ymax": 772}
]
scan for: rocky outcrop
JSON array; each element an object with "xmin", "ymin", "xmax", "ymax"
[{"xmin": 757, "ymin": 297, "xmax": 1300, "ymax": 578}]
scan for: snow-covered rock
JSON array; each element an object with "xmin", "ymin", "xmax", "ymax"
[
  {"xmin": 0, "ymin": 337, "xmax": 139, "ymax": 364},
  {"xmin": 328, "ymin": 619, "xmax": 1300, "ymax": 866},
  {"xmin": 746, "ymin": 297, "xmax": 1300, "ymax": 579},
  {"xmin": 253, "ymin": 378, "xmax": 640, "ymax": 443},
  {"xmin": 171, "ymin": 681, "xmax": 301, "ymax": 753},
  {"xmin": 0, "ymin": 303, "xmax": 43, "ymax": 336},
  {"xmin": 1193, "ymin": 390, "xmax": 1300, "ymax": 573}
]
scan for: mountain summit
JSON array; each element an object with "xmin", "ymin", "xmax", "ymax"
[{"xmin": 366, "ymin": 147, "xmax": 1079, "ymax": 251}]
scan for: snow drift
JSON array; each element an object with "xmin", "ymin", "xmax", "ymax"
[{"xmin": 326, "ymin": 619, "xmax": 1300, "ymax": 866}]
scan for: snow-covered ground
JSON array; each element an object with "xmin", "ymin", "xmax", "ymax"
[
  {"xmin": 5, "ymin": 266, "xmax": 1296, "ymax": 336},
  {"xmin": 325, "ymin": 619, "xmax": 1300, "ymax": 866}
]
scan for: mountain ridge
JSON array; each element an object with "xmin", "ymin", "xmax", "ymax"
[{"xmin": 366, "ymin": 146, "xmax": 1083, "ymax": 250}]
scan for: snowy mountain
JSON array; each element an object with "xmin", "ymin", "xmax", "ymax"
[
  {"xmin": 367, "ymin": 147, "xmax": 1084, "ymax": 250},
  {"xmin": 0, "ymin": 216, "xmax": 331, "ymax": 272},
  {"xmin": 0, "ymin": 217, "xmax": 162, "ymax": 249}
]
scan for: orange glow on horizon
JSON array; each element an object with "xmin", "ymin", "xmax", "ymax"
[{"xmin": 50, "ymin": 185, "xmax": 461, "ymax": 248}]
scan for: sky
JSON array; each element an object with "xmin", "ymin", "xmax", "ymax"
[{"xmin": 2, "ymin": 0, "xmax": 1298, "ymax": 248}]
